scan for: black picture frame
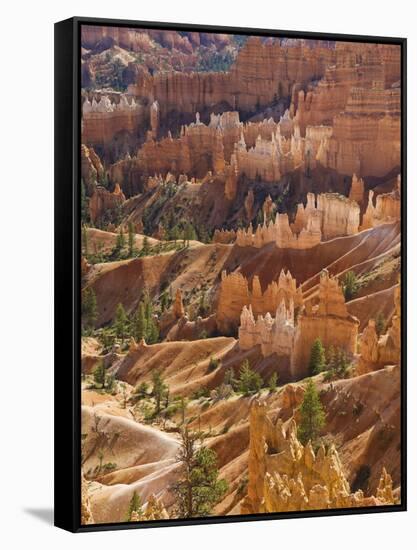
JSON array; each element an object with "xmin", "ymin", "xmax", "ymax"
[{"xmin": 54, "ymin": 16, "xmax": 407, "ymax": 533}]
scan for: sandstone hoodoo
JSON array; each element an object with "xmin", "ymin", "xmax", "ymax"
[
  {"xmin": 291, "ymin": 269, "xmax": 359, "ymax": 379},
  {"xmin": 241, "ymin": 401, "xmax": 396, "ymax": 514},
  {"xmin": 79, "ymin": 23, "xmax": 403, "ymax": 526}
]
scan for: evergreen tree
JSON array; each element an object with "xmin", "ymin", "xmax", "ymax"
[
  {"xmin": 342, "ymin": 271, "xmax": 359, "ymax": 301},
  {"xmin": 151, "ymin": 371, "xmax": 168, "ymax": 415},
  {"xmin": 184, "ymin": 222, "xmax": 197, "ymax": 246},
  {"xmin": 334, "ymin": 348, "xmax": 350, "ymax": 378},
  {"xmin": 126, "ymin": 491, "xmax": 143, "ymax": 521},
  {"xmin": 128, "ymin": 221, "xmax": 135, "ymax": 257},
  {"xmin": 132, "ymin": 301, "xmax": 146, "ymax": 341},
  {"xmin": 309, "ymin": 338, "xmax": 326, "ymax": 375},
  {"xmin": 160, "ymin": 289, "xmax": 170, "ymax": 312},
  {"xmin": 141, "ymin": 235, "xmax": 150, "ymax": 256},
  {"xmin": 82, "ymin": 225, "xmax": 89, "ymax": 256},
  {"xmin": 93, "ymin": 360, "xmax": 106, "ymax": 389},
  {"xmin": 114, "ymin": 303, "xmax": 128, "ymax": 343},
  {"xmin": 81, "ymin": 179, "xmax": 89, "ymax": 225},
  {"xmin": 238, "ymin": 360, "xmax": 263, "ymax": 395},
  {"xmin": 326, "ymin": 345, "xmax": 336, "ymax": 371},
  {"xmin": 82, "ymin": 287, "xmax": 97, "ymax": 333},
  {"xmin": 147, "ymin": 318, "xmax": 160, "ymax": 344},
  {"xmin": 171, "ymin": 428, "xmax": 228, "ymax": 518},
  {"xmin": 297, "ymin": 378, "xmax": 326, "ymax": 446},
  {"xmin": 115, "ymin": 227, "xmax": 126, "ymax": 252}
]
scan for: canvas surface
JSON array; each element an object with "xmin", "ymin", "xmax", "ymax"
[{"xmin": 79, "ymin": 24, "xmax": 402, "ymax": 526}]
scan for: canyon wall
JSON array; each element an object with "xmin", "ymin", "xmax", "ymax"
[
  {"xmin": 82, "ymin": 94, "xmax": 147, "ymax": 149},
  {"xmin": 241, "ymin": 401, "xmax": 395, "ymax": 514},
  {"xmin": 129, "ymin": 37, "xmax": 333, "ymax": 117},
  {"xmin": 316, "ymin": 85, "xmax": 401, "ymax": 177}
]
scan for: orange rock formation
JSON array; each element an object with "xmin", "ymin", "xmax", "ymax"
[
  {"xmin": 291, "ymin": 270, "xmax": 359, "ymax": 379},
  {"xmin": 81, "ymin": 144, "xmax": 104, "ymax": 189},
  {"xmin": 82, "ymin": 94, "xmax": 145, "ymax": 148},
  {"xmin": 239, "ymin": 299, "xmax": 295, "ymax": 359},
  {"xmin": 173, "ymin": 288, "xmax": 185, "ymax": 319},
  {"xmin": 361, "ymin": 175, "xmax": 401, "ymax": 230},
  {"xmin": 234, "ymin": 192, "xmax": 359, "ymax": 249},
  {"xmin": 217, "ymin": 269, "xmax": 302, "ymax": 333},
  {"xmin": 89, "ymin": 183, "xmax": 126, "ymax": 224},
  {"xmin": 357, "ymin": 283, "xmax": 401, "ymax": 374},
  {"xmin": 241, "ymin": 400, "xmax": 396, "ymax": 514}
]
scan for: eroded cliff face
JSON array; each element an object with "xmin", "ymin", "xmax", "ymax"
[
  {"xmin": 239, "ymin": 300, "xmax": 295, "ymax": 362},
  {"xmin": 89, "ymin": 183, "xmax": 126, "ymax": 224},
  {"xmin": 317, "ymin": 86, "xmax": 401, "ymax": 177},
  {"xmin": 357, "ymin": 283, "xmax": 401, "ymax": 374},
  {"xmin": 291, "ymin": 270, "xmax": 359, "ymax": 379},
  {"xmin": 234, "ymin": 191, "xmax": 359, "ymax": 249},
  {"xmin": 241, "ymin": 401, "xmax": 396, "ymax": 514},
  {"xmin": 82, "ymin": 94, "xmax": 147, "ymax": 151},
  {"xmin": 361, "ymin": 175, "xmax": 401, "ymax": 230},
  {"xmin": 128, "ymin": 37, "xmax": 332, "ymax": 118},
  {"xmin": 81, "ymin": 144, "xmax": 104, "ymax": 191},
  {"xmin": 217, "ymin": 269, "xmax": 302, "ymax": 333}
]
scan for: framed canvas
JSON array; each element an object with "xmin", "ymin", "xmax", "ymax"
[{"xmin": 54, "ymin": 16, "xmax": 407, "ymax": 533}]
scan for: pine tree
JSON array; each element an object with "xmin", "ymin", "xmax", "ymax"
[
  {"xmin": 128, "ymin": 221, "xmax": 135, "ymax": 257},
  {"xmin": 114, "ymin": 303, "xmax": 128, "ymax": 343},
  {"xmin": 147, "ymin": 318, "xmax": 160, "ymax": 344},
  {"xmin": 334, "ymin": 348, "xmax": 350, "ymax": 378},
  {"xmin": 115, "ymin": 226, "xmax": 126, "ymax": 252},
  {"xmin": 309, "ymin": 338, "xmax": 326, "ymax": 375},
  {"xmin": 133, "ymin": 301, "xmax": 146, "ymax": 341},
  {"xmin": 82, "ymin": 225, "xmax": 89, "ymax": 256},
  {"xmin": 297, "ymin": 378, "xmax": 326, "ymax": 446},
  {"xmin": 81, "ymin": 179, "xmax": 89, "ymax": 225},
  {"xmin": 171, "ymin": 427, "xmax": 228, "ymax": 518},
  {"xmin": 152, "ymin": 371, "xmax": 168, "ymax": 415},
  {"xmin": 160, "ymin": 289, "xmax": 169, "ymax": 312},
  {"xmin": 93, "ymin": 360, "xmax": 106, "ymax": 389},
  {"xmin": 342, "ymin": 271, "xmax": 359, "ymax": 301},
  {"xmin": 126, "ymin": 491, "xmax": 143, "ymax": 521},
  {"xmin": 141, "ymin": 235, "xmax": 150, "ymax": 256},
  {"xmin": 82, "ymin": 287, "xmax": 97, "ymax": 333},
  {"xmin": 238, "ymin": 360, "xmax": 263, "ymax": 395},
  {"xmin": 184, "ymin": 222, "xmax": 197, "ymax": 245}
]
